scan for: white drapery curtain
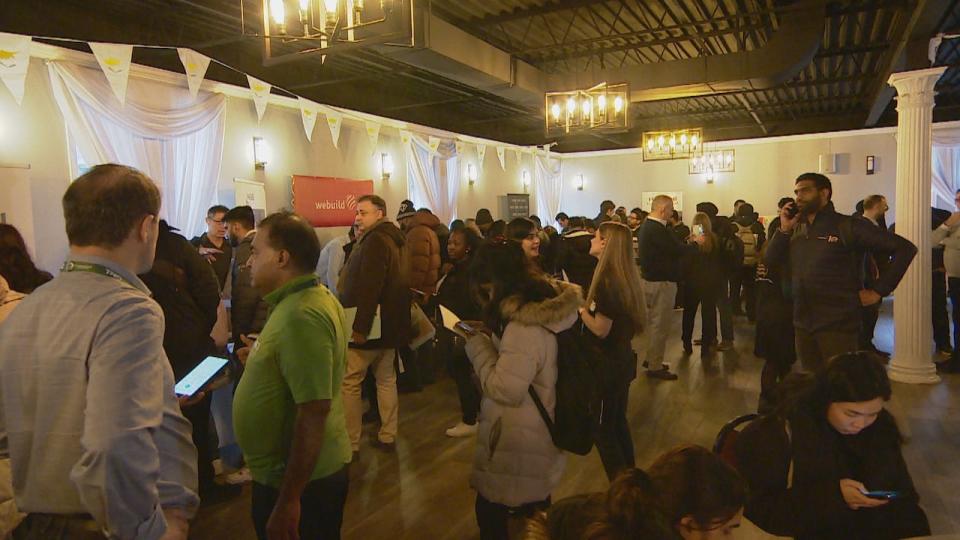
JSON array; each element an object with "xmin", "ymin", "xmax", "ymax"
[
  {"xmin": 933, "ymin": 127, "xmax": 960, "ymax": 209},
  {"xmin": 534, "ymin": 154, "xmax": 562, "ymax": 228},
  {"xmin": 47, "ymin": 61, "xmax": 226, "ymax": 237},
  {"xmin": 404, "ymin": 135, "xmax": 459, "ymax": 225}
]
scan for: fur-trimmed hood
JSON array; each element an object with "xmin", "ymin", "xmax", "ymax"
[{"xmin": 500, "ymin": 280, "xmax": 582, "ymax": 332}]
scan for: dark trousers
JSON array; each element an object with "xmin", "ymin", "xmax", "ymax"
[
  {"xmin": 447, "ymin": 341, "xmax": 480, "ymax": 425},
  {"xmin": 933, "ymin": 270, "xmax": 950, "ymax": 351},
  {"xmin": 594, "ymin": 378, "xmax": 635, "ymax": 481},
  {"xmin": 251, "ymin": 466, "xmax": 349, "ymax": 540},
  {"xmin": 730, "ymin": 266, "xmax": 757, "ymax": 319},
  {"xmin": 397, "ymin": 346, "xmax": 423, "ymax": 392},
  {"xmin": 949, "ymin": 277, "xmax": 960, "ymax": 353},
  {"xmin": 475, "ymin": 494, "xmax": 549, "ymax": 540},
  {"xmin": 182, "ymin": 391, "xmax": 214, "ymax": 489},
  {"xmin": 682, "ymin": 287, "xmax": 718, "ymax": 345},
  {"xmin": 795, "ymin": 327, "xmax": 858, "ymax": 372},
  {"xmin": 859, "ymin": 303, "xmax": 881, "ymax": 351},
  {"xmin": 717, "ymin": 280, "xmax": 734, "ymax": 342}
]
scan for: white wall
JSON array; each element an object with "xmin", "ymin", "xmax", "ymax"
[{"xmin": 560, "ymin": 132, "xmax": 901, "ymax": 225}]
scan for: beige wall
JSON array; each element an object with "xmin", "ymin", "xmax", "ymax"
[{"xmin": 560, "ymin": 132, "xmax": 901, "ymax": 225}]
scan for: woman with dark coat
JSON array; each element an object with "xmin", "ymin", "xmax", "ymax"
[
  {"xmin": 734, "ymin": 352, "xmax": 930, "ymax": 540},
  {"xmin": 436, "ymin": 227, "xmax": 483, "ymax": 437},
  {"xmin": 680, "ymin": 213, "xmax": 723, "ymax": 357}
]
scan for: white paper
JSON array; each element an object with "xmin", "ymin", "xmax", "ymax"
[{"xmin": 344, "ymin": 306, "xmax": 381, "ymax": 342}]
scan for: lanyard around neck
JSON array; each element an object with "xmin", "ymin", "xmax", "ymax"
[{"xmin": 61, "ymin": 261, "xmax": 132, "ymax": 287}]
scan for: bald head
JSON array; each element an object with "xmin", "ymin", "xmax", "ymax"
[{"xmin": 651, "ymin": 195, "xmax": 675, "ymax": 220}]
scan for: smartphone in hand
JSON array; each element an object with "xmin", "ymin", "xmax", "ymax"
[{"xmin": 861, "ymin": 490, "xmax": 901, "ymax": 500}]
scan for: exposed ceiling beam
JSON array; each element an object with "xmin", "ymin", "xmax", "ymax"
[
  {"xmin": 475, "ymin": 0, "xmax": 614, "ymax": 27},
  {"xmin": 735, "ymin": 93, "xmax": 769, "ymax": 135}
]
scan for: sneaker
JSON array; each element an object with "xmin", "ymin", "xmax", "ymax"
[
  {"xmin": 445, "ymin": 422, "xmax": 478, "ymax": 438},
  {"xmin": 646, "ymin": 367, "xmax": 678, "ymax": 380},
  {"xmin": 224, "ymin": 467, "xmax": 252, "ymax": 485},
  {"xmin": 371, "ymin": 438, "xmax": 396, "ymax": 452},
  {"xmin": 693, "ymin": 339, "xmax": 703, "ymax": 346},
  {"xmin": 936, "ymin": 348, "xmax": 953, "ymax": 359},
  {"xmin": 716, "ymin": 341, "xmax": 734, "ymax": 351}
]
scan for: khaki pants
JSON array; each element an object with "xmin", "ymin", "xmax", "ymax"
[
  {"xmin": 640, "ymin": 279, "xmax": 678, "ymax": 371},
  {"xmin": 342, "ymin": 348, "xmax": 398, "ymax": 450}
]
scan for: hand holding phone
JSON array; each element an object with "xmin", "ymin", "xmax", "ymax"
[
  {"xmin": 175, "ymin": 356, "xmax": 229, "ymax": 397},
  {"xmin": 861, "ymin": 490, "xmax": 901, "ymax": 500}
]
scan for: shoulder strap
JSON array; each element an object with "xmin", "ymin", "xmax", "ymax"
[
  {"xmin": 784, "ymin": 418, "xmax": 795, "ymax": 489},
  {"xmin": 528, "ymin": 385, "xmax": 556, "ymax": 437}
]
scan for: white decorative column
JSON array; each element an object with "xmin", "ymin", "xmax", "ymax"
[{"xmin": 889, "ymin": 67, "xmax": 946, "ymax": 384}]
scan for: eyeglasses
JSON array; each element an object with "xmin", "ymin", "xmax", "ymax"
[{"xmin": 207, "ymin": 218, "xmax": 225, "ymax": 224}]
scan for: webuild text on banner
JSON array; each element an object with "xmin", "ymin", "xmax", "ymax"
[{"xmin": 292, "ymin": 175, "xmax": 375, "ymax": 227}]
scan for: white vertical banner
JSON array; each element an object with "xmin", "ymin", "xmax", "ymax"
[
  {"xmin": 0, "ymin": 33, "xmax": 31, "ymax": 105},
  {"xmin": 325, "ymin": 109, "xmax": 343, "ymax": 148},
  {"xmin": 89, "ymin": 42, "xmax": 133, "ymax": 105},
  {"xmin": 476, "ymin": 143, "xmax": 487, "ymax": 170},
  {"xmin": 365, "ymin": 121, "xmax": 381, "ymax": 155},
  {"xmin": 298, "ymin": 97, "xmax": 319, "ymax": 142},
  {"xmin": 428, "ymin": 136, "xmax": 441, "ymax": 154},
  {"xmin": 176, "ymin": 48, "xmax": 211, "ymax": 99},
  {"xmin": 247, "ymin": 75, "xmax": 271, "ymax": 123},
  {"xmin": 496, "ymin": 146, "xmax": 506, "ymax": 170}
]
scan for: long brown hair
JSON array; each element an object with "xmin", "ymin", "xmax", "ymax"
[
  {"xmin": 691, "ymin": 212, "xmax": 716, "ymax": 253},
  {"xmin": 586, "ymin": 222, "xmax": 645, "ymax": 334}
]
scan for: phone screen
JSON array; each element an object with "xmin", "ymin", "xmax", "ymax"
[
  {"xmin": 693, "ymin": 224, "xmax": 704, "ymax": 236},
  {"xmin": 226, "ymin": 342, "xmax": 235, "ymax": 355},
  {"xmin": 175, "ymin": 356, "xmax": 229, "ymax": 397}
]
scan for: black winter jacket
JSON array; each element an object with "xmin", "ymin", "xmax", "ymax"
[
  {"xmin": 638, "ymin": 218, "xmax": 696, "ymax": 282},
  {"xmin": 765, "ymin": 202, "xmax": 916, "ymax": 333},
  {"xmin": 734, "ymin": 405, "xmax": 930, "ymax": 540}
]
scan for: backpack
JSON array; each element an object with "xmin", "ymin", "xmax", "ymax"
[
  {"xmin": 528, "ymin": 322, "xmax": 602, "ymax": 456},
  {"xmin": 736, "ymin": 223, "xmax": 758, "ymax": 266}
]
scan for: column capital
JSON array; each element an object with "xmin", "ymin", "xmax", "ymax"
[{"xmin": 888, "ymin": 67, "xmax": 947, "ymax": 109}]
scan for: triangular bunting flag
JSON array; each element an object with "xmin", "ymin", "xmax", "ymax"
[
  {"xmin": 365, "ymin": 121, "xmax": 381, "ymax": 155},
  {"xmin": 476, "ymin": 144, "xmax": 487, "ymax": 169},
  {"xmin": 247, "ymin": 75, "xmax": 271, "ymax": 123},
  {"xmin": 89, "ymin": 42, "xmax": 133, "ymax": 105},
  {"xmin": 298, "ymin": 97, "xmax": 319, "ymax": 142},
  {"xmin": 176, "ymin": 48, "xmax": 210, "ymax": 99},
  {"xmin": 455, "ymin": 140, "xmax": 465, "ymax": 156},
  {"xmin": 0, "ymin": 33, "xmax": 31, "ymax": 106},
  {"xmin": 326, "ymin": 109, "xmax": 343, "ymax": 148},
  {"xmin": 400, "ymin": 130, "xmax": 412, "ymax": 145},
  {"xmin": 496, "ymin": 146, "xmax": 506, "ymax": 170},
  {"xmin": 428, "ymin": 136, "xmax": 441, "ymax": 154}
]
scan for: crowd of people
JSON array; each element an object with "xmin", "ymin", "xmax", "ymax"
[{"xmin": 0, "ymin": 163, "xmax": 950, "ymax": 539}]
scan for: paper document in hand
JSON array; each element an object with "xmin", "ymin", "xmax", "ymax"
[
  {"xmin": 439, "ymin": 304, "xmax": 469, "ymax": 339},
  {"xmin": 343, "ymin": 306, "xmax": 382, "ymax": 342}
]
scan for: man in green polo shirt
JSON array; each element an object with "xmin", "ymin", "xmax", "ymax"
[{"xmin": 233, "ymin": 211, "xmax": 351, "ymax": 540}]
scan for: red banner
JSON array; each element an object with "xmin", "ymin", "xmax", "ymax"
[{"xmin": 292, "ymin": 175, "xmax": 375, "ymax": 227}]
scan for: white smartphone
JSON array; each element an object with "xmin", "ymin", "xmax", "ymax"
[{"xmin": 175, "ymin": 356, "xmax": 229, "ymax": 397}]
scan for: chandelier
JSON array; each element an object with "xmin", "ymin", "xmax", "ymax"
[
  {"xmin": 244, "ymin": 0, "xmax": 414, "ymax": 65},
  {"xmin": 642, "ymin": 129, "xmax": 702, "ymax": 161},
  {"xmin": 544, "ymin": 82, "xmax": 630, "ymax": 136},
  {"xmin": 689, "ymin": 149, "xmax": 735, "ymax": 174}
]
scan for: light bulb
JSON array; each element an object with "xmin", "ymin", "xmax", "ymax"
[
  {"xmin": 582, "ymin": 100, "xmax": 591, "ymax": 115},
  {"xmin": 614, "ymin": 96, "xmax": 624, "ymax": 113},
  {"xmin": 726, "ymin": 153, "xmax": 733, "ymax": 165},
  {"xmin": 299, "ymin": 0, "xmax": 308, "ymax": 10},
  {"xmin": 271, "ymin": 0, "xmax": 286, "ymax": 24},
  {"xmin": 669, "ymin": 135, "xmax": 677, "ymax": 148},
  {"xmin": 657, "ymin": 135, "xmax": 665, "ymax": 148},
  {"xmin": 680, "ymin": 133, "xmax": 687, "ymax": 145},
  {"xmin": 647, "ymin": 138, "xmax": 654, "ymax": 151},
  {"xmin": 566, "ymin": 98, "xmax": 576, "ymax": 113},
  {"xmin": 324, "ymin": 0, "xmax": 338, "ymax": 11},
  {"xmin": 691, "ymin": 134, "xmax": 699, "ymax": 147},
  {"xmin": 598, "ymin": 95, "xmax": 607, "ymax": 110},
  {"xmin": 551, "ymin": 103, "xmax": 561, "ymax": 120}
]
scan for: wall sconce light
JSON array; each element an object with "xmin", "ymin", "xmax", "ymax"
[
  {"xmin": 466, "ymin": 163, "xmax": 478, "ymax": 186},
  {"xmin": 576, "ymin": 173, "xmax": 584, "ymax": 191},
  {"xmin": 521, "ymin": 170, "xmax": 531, "ymax": 193},
  {"xmin": 253, "ymin": 136, "xmax": 268, "ymax": 170},
  {"xmin": 380, "ymin": 152, "xmax": 394, "ymax": 181}
]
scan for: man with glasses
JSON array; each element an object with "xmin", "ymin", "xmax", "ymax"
[
  {"xmin": 766, "ymin": 173, "xmax": 916, "ymax": 371},
  {"xmin": 192, "ymin": 205, "xmax": 233, "ymax": 291}
]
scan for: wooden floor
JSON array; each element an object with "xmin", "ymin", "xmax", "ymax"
[{"xmin": 191, "ymin": 300, "xmax": 960, "ymax": 539}]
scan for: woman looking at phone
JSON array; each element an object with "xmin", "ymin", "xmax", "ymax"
[
  {"xmin": 460, "ymin": 240, "xmax": 582, "ymax": 539},
  {"xmin": 734, "ymin": 352, "xmax": 930, "ymax": 539},
  {"xmin": 680, "ymin": 213, "xmax": 723, "ymax": 357},
  {"xmin": 580, "ymin": 222, "xmax": 646, "ymax": 481}
]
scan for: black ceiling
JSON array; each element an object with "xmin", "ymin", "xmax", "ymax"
[{"xmin": 2, "ymin": 0, "xmax": 959, "ymax": 152}]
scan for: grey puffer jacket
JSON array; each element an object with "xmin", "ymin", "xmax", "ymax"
[{"xmin": 465, "ymin": 280, "xmax": 582, "ymax": 507}]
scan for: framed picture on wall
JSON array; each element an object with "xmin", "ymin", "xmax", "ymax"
[{"xmin": 866, "ymin": 155, "xmax": 875, "ymax": 175}]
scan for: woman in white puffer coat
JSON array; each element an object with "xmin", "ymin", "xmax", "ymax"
[{"xmin": 461, "ymin": 240, "xmax": 581, "ymax": 540}]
